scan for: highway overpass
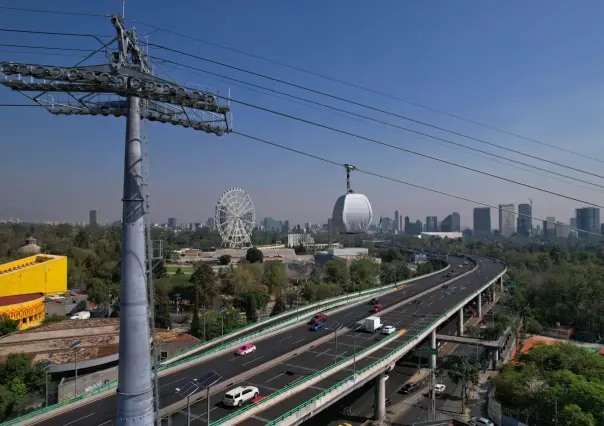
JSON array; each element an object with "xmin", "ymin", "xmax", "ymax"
[{"xmin": 11, "ymin": 255, "xmax": 505, "ymax": 426}]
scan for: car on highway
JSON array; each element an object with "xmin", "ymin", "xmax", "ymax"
[
  {"xmin": 470, "ymin": 417, "xmax": 495, "ymax": 426},
  {"xmin": 381, "ymin": 325, "xmax": 396, "ymax": 335},
  {"xmin": 235, "ymin": 343, "xmax": 256, "ymax": 356},
  {"xmin": 400, "ymin": 382, "xmax": 419, "ymax": 394},
  {"xmin": 311, "ymin": 322, "xmax": 325, "ymax": 331},
  {"xmin": 368, "ymin": 298, "xmax": 379, "ymax": 305},
  {"xmin": 442, "ymin": 272, "xmax": 452, "ymax": 278},
  {"xmin": 309, "ymin": 313, "xmax": 328, "ymax": 324},
  {"xmin": 457, "ymin": 264, "xmax": 463, "ymax": 268},
  {"xmin": 373, "ymin": 304, "xmax": 383, "ymax": 313},
  {"xmin": 222, "ymin": 385, "xmax": 259, "ymax": 407}
]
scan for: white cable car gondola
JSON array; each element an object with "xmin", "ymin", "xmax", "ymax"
[{"xmin": 332, "ymin": 164, "xmax": 373, "ymax": 235}]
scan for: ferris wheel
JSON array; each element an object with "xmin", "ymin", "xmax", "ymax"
[{"xmin": 215, "ymin": 188, "xmax": 256, "ymax": 248}]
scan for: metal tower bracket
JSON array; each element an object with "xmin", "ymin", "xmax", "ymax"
[{"xmin": 344, "ymin": 163, "xmax": 356, "ymax": 194}]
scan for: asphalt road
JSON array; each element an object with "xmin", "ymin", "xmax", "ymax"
[
  {"xmin": 182, "ymin": 259, "xmax": 503, "ymax": 426},
  {"xmin": 35, "ymin": 256, "xmax": 477, "ymax": 426}
]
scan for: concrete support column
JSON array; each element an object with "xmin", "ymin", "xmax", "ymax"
[
  {"xmin": 498, "ymin": 275, "xmax": 504, "ymax": 294},
  {"xmin": 458, "ymin": 308, "xmax": 464, "ymax": 336},
  {"xmin": 476, "ymin": 293, "xmax": 482, "ymax": 318},
  {"xmin": 374, "ymin": 373, "xmax": 386, "ymax": 421},
  {"xmin": 429, "ymin": 330, "xmax": 437, "ymax": 369},
  {"xmin": 492, "ymin": 348, "xmax": 499, "ymax": 370}
]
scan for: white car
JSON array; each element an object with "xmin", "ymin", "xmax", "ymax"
[
  {"xmin": 433, "ymin": 383, "xmax": 446, "ymax": 394},
  {"xmin": 381, "ymin": 325, "xmax": 396, "ymax": 335},
  {"xmin": 223, "ymin": 385, "xmax": 259, "ymax": 407},
  {"xmin": 470, "ymin": 418, "xmax": 495, "ymax": 426}
]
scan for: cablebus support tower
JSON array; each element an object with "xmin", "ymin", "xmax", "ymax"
[{"xmin": 0, "ymin": 15, "xmax": 231, "ymax": 426}]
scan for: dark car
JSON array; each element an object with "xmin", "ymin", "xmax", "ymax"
[
  {"xmin": 443, "ymin": 272, "xmax": 453, "ymax": 278},
  {"xmin": 369, "ymin": 298, "xmax": 379, "ymax": 305},
  {"xmin": 401, "ymin": 382, "xmax": 420, "ymax": 394}
]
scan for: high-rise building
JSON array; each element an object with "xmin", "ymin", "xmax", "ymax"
[
  {"xmin": 89, "ymin": 210, "xmax": 98, "ymax": 226},
  {"xmin": 394, "ymin": 210, "xmax": 400, "ymax": 233},
  {"xmin": 206, "ymin": 217, "xmax": 216, "ymax": 230},
  {"xmin": 168, "ymin": 217, "xmax": 177, "ymax": 229},
  {"xmin": 415, "ymin": 219, "xmax": 423, "ymax": 235},
  {"xmin": 281, "ymin": 220, "xmax": 290, "ymax": 234},
  {"xmin": 426, "ymin": 216, "xmax": 438, "ymax": 232},
  {"xmin": 517, "ymin": 203, "xmax": 532, "ymax": 237},
  {"xmin": 576, "ymin": 207, "xmax": 600, "ymax": 238},
  {"xmin": 543, "ymin": 217, "xmax": 556, "ymax": 238},
  {"xmin": 404, "ymin": 216, "xmax": 410, "ymax": 234},
  {"xmin": 569, "ymin": 218, "xmax": 578, "ymax": 237},
  {"xmin": 263, "ymin": 218, "xmax": 281, "ymax": 233},
  {"xmin": 473, "ymin": 208, "xmax": 491, "ymax": 237},
  {"xmin": 382, "ymin": 217, "xmax": 393, "ymax": 233},
  {"xmin": 556, "ymin": 222, "xmax": 569, "ymax": 239},
  {"xmin": 498, "ymin": 204, "xmax": 515, "ymax": 237},
  {"xmin": 440, "ymin": 212, "xmax": 460, "ymax": 232}
]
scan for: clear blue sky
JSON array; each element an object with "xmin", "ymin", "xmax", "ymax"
[{"xmin": 0, "ymin": 0, "xmax": 603, "ymax": 228}]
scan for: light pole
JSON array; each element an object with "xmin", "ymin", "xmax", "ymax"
[
  {"xmin": 202, "ymin": 311, "xmax": 210, "ymax": 342},
  {"xmin": 176, "ymin": 380, "xmax": 200, "ymax": 426},
  {"xmin": 219, "ymin": 308, "xmax": 227, "ymax": 345},
  {"xmin": 296, "ymin": 289, "xmax": 303, "ymax": 321},
  {"xmin": 331, "ymin": 322, "xmax": 343, "ymax": 364},
  {"xmin": 71, "ymin": 341, "xmax": 81, "ymax": 397},
  {"xmin": 41, "ymin": 360, "xmax": 52, "ymax": 407}
]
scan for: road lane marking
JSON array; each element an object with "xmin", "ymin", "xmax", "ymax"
[
  {"xmin": 249, "ymin": 382, "xmax": 278, "ymax": 392},
  {"xmin": 315, "ymin": 348, "xmax": 331, "ymax": 357},
  {"xmin": 252, "ymin": 415, "xmax": 272, "ymax": 422},
  {"xmin": 63, "ymin": 413, "xmax": 95, "ymax": 426},
  {"xmin": 292, "ymin": 337, "xmax": 306, "ymax": 345},
  {"xmin": 282, "ymin": 363, "xmax": 317, "ymax": 373},
  {"xmin": 97, "ymin": 421, "xmax": 112, "ymax": 426},
  {"xmin": 266, "ymin": 372, "xmax": 285, "ymax": 383},
  {"xmin": 243, "ymin": 355, "xmax": 264, "ymax": 366},
  {"xmin": 279, "ymin": 335, "xmax": 293, "ymax": 342},
  {"xmin": 159, "ymin": 377, "xmax": 185, "ymax": 388}
]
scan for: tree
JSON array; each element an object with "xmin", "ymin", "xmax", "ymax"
[
  {"xmin": 416, "ymin": 261, "xmax": 434, "ymax": 275},
  {"xmin": 325, "ymin": 258, "xmax": 348, "ymax": 286},
  {"xmin": 190, "ymin": 306, "xmax": 202, "ymax": 338},
  {"xmin": 234, "ymin": 291, "xmax": 268, "ymax": 322},
  {"xmin": 154, "ymin": 288, "xmax": 172, "ymax": 329},
  {"xmin": 153, "ymin": 260, "xmax": 168, "ymax": 280},
  {"xmin": 270, "ymin": 297, "xmax": 287, "ymax": 316},
  {"xmin": 294, "ymin": 243, "xmax": 308, "ymax": 255},
  {"xmin": 445, "ymin": 356, "xmax": 479, "ymax": 413},
  {"xmin": 218, "ymin": 254, "xmax": 231, "ymax": 265},
  {"xmin": 189, "ymin": 263, "xmax": 218, "ymax": 309},
  {"xmin": 0, "ymin": 316, "xmax": 18, "ymax": 337},
  {"xmin": 263, "ymin": 261, "xmax": 288, "ymax": 294},
  {"xmin": 350, "ymin": 256, "xmax": 379, "ymax": 290},
  {"xmin": 380, "ymin": 247, "xmax": 403, "ymax": 263},
  {"xmin": 246, "ymin": 247, "xmax": 264, "ymax": 263}
]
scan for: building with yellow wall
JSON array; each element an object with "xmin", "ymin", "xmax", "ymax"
[{"xmin": 0, "ymin": 254, "xmax": 67, "ymax": 330}]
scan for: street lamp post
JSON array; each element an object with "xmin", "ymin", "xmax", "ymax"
[
  {"xmin": 202, "ymin": 311, "xmax": 210, "ymax": 342},
  {"xmin": 331, "ymin": 322, "xmax": 343, "ymax": 364},
  {"xmin": 41, "ymin": 360, "xmax": 52, "ymax": 407},
  {"xmin": 219, "ymin": 308, "xmax": 227, "ymax": 345},
  {"xmin": 70, "ymin": 341, "xmax": 81, "ymax": 397},
  {"xmin": 296, "ymin": 289, "xmax": 303, "ymax": 321}
]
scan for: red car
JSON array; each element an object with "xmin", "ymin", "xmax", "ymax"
[
  {"xmin": 310, "ymin": 313, "xmax": 328, "ymax": 324},
  {"xmin": 373, "ymin": 304, "xmax": 383, "ymax": 313}
]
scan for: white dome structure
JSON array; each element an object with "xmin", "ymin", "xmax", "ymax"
[{"xmin": 332, "ymin": 193, "xmax": 373, "ymax": 235}]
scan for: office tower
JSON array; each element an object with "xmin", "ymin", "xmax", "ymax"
[
  {"xmin": 517, "ymin": 203, "xmax": 532, "ymax": 237},
  {"xmin": 441, "ymin": 212, "xmax": 460, "ymax": 232},
  {"xmin": 556, "ymin": 222, "xmax": 569, "ymax": 239},
  {"xmin": 543, "ymin": 217, "xmax": 556, "ymax": 238},
  {"xmin": 473, "ymin": 207, "xmax": 491, "ymax": 237},
  {"xmin": 576, "ymin": 207, "xmax": 600, "ymax": 237},
  {"xmin": 394, "ymin": 210, "xmax": 400, "ymax": 233},
  {"xmin": 426, "ymin": 216, "xmax": 438, "ymax": 232},
  {"xmin": 498, "ymin": 204, "xmax": 515, "ymax": 237},
  {"xmin": 263, "ymin": 218, "xmax": 280, "ymax": 233},
  {"xmin": 206, "ymin": 217, "xmax": 216, "ymax": 230},
  {"xmin": 415, "ymin": 219, "xmax": 423, "ymax": 235},
  {"xmin": 167, "ymin": 217, "xmax": 177, "ymax": 229},
  {"xmin": 89, "ymin": 210, "xmax": 98, "ymax": 226}
]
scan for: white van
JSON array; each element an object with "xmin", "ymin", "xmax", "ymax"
[{"xmin": 223, "ymin": 385, "xmax": 259, "ymax": 407}]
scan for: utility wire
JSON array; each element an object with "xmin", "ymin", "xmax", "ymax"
[
  {"xmin": 233, "ymin": 131, "xmax": 599, "ymax": 237},
  {"xmin": 1, "ymin": 6, "xmax": 601, "ymax": 164},
  {"xmin": 148, "ymin": 42, "xmax": 604, "ymax": 180},
  {"xmin": 0, "ymin": 28, "xmax": 111, "ymax": 40},
  {"xmin": 0, "ymin": 43, "xmax": 96, "ymax": 52},
  {"xmin": 150, "ymin": 56, "xmax": 604, "ymax": 192},
  {"xmin": 216, "ymin": 92, "xmax": 604, "ymax": 208}
]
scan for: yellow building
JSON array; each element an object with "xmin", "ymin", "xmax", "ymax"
[{"xmin": 0, "ymin": 254, "xmax": 67, "ymax": 330}]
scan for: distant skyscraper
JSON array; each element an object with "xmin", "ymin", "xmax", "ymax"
[
  {"xmin": 206, "ymin": 217, "xmax": 216, "ymax": 230},
  {"xmin": 394, "ymin": 210, "xmax": 400, "ymax": 233},
  {"xmin": 168, "ymin": 217, "xmax": 177, "ymax": 229},
  {"xmin": 556, "ymin": 222, "xmax": 569, "ymax": 239},
  {"xmin": 543, "ymin": 217, "xmax": 556, "ymax": 238},
  {"xmin": 263, "ymin": 218, "xmax": 281, "ymax": 233},
  {"xmin": 473, "ymin": 208, "xmax": 491, "ymax": 237},
  {"xmin": 517, "ymin": 204, "xmax": 532, "ymax": 237},
  {"xmin": 415, "ymin": 219, "xmax": 423, "ymax": 235},
  {"xmin": 440, "ymin": 212, "xmax": 460, "ymax": 232},
  {"xmin": 404, "ymin": 216, "xmax": 411, "ymax": 234},
  {"xmin": 576, "ymin": 207, "xmax": 600, "ymax": 238},
  {"xmin": 281, "ymin": 220, "xmax": 290, "ymax": 234},
  {"xmin": 426, "ymin": 216, "xmax": 438, "ymax": 232},
  {"xmin": 89, "ymin": 210, "xmax": 98, "ymax": 226},
  {"xmin": 498, "ymin": 204, "xmax": 515, "ymax": 237}
]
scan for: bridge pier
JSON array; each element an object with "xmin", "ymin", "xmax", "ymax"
[
  {"xmin": 429, "ymin": 330, "xmax": 437, "ymax": 369},
  {"xmin": 457, "ymin": 308, "xmax": 464, "ymax": 336},
  {"xmin": 476, "ymin": 293, "xmax": 482, "ymax": 318},
  {"xmin": 374, "ymin": 372, "xmax": 386, "ymax": 421}
]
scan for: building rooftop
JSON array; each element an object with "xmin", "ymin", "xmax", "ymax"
[
  {"xmin": 0, "ymin": 292, "xmax": 43, "ymax": 307},
  {"xmin": 0, "ymin": 318, "xmax": 199, "ymax": 364}
]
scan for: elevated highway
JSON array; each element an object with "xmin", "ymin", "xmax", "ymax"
[{"xmin": 14, "ymin": 255, "xmax": 499, "ymax": 426}]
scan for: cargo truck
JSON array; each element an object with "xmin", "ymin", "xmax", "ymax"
[{"xmin": 365, "ymin": 316, "xmax": 382, "ymax": 332}]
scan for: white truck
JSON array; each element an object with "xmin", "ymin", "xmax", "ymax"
[
  {"xmin": 365, "ymin": 316, "xmax": 382, "ymax": 332},
  {"xmin": 70, "ymin": 311, "xmax": 90, "ymax": 320}
]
